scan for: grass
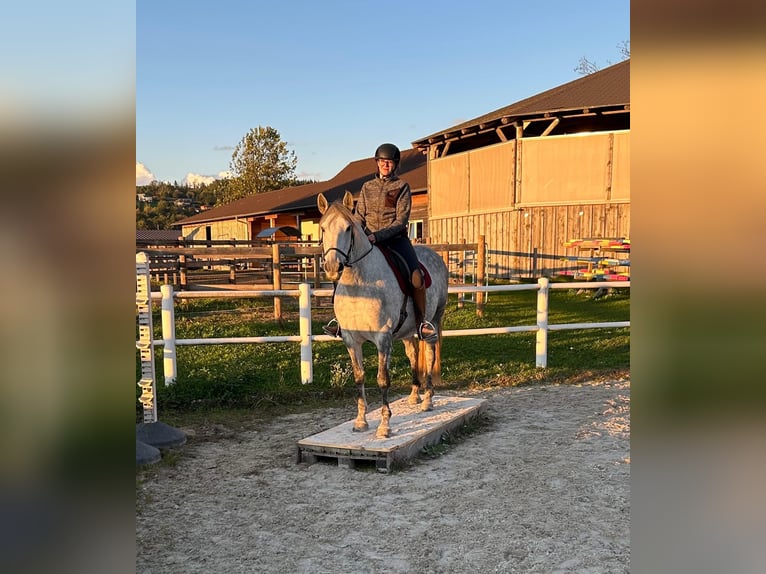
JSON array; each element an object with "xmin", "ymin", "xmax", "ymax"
[{"xmin": 137, "ymin": 283, "xmax": 629, "ymax": 426}]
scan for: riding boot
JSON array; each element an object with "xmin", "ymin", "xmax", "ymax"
[{"xmin": 412, "ymin": 285, "xmax": 438, "ymax": 343}]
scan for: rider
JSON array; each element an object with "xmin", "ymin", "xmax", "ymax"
[{"xmin": 323, "ymin": 143, "xmax": 437, "ymax": 342}]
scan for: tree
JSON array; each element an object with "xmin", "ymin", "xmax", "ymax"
[
  {"xmin": 223, "ymin": 126, "xmax": 297, "ymax": 203},
  {"xmin": 575, "ymin": 40, "xmax": 630, "ymax": 76}
]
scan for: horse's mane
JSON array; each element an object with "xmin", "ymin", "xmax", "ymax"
[
  {"xmin": 327, "ymin": 200, "xmax": 354, "ymax": 221},
  {"xmin": 323, "ymin": 200, "xmax": 362, "ymax": 234}
]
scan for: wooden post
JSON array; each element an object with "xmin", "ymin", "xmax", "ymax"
[
  {"xmin": 477, "ymin": 235, "xmax": 486, "ymax": 317},
  {"xmin": 179, "ymin": 254, "xmax": 187, "ymax": 290},
  {"xmin": 457, "ymin": 238, "xmax": 465, "ymax": 309},
  {"xmin": 229, "ymin": 261, "xmax": 236, "ymax": 284},
  {"xmin": 272, "ymin": 243, "xmax": 282, "ymax": 321},
  {"xmin": 313, "ymin": 253, "xmax": 321, "ymax": 288}
]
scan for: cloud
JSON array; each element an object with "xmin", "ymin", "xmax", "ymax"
[
  {"xmin": 136, "ymin": 162, "xmax": 154, "ymax": 185},
  {"xmin": 183, "ymin": 171, "xmax": 233, "ymax": 187},
  {"xmin": 296, "ymin": 170, "xmax": 323, "ymax": 181}
]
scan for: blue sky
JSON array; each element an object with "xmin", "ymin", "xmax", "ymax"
[{"xmin": 137, "ymin": 0, "xmax": 629, "ymax": 186}]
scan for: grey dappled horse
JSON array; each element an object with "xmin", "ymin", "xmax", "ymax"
[{"xmin": 317, "ymin": 191, "xmax": 449, "ymax": 439}]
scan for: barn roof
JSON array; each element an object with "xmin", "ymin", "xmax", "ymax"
[
  {"xmin": 412, "ymin": 59, "xmax": 630, "ymax": 151},
  {"xmin": 136, "ymin": 229, "xmax": 183, "ymax": 244},
  {"xmin": 175, "ymin": 147, "xmax": 426, "ymax": 227},
  {"xmin": 256, "ymin": 226, "xmax": 301, "ymax": 238}
]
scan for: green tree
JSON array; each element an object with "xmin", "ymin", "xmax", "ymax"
[{"xmin": 224, "ymin": 126, "xmax": 297, "ymax": 203}]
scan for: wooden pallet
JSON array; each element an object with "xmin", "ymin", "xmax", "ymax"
[{"xmin": 296, "ymin": 395, "xmax": 487, "ymax": 472}]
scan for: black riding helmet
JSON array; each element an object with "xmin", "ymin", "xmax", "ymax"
[{"xmin": 374, "ymin": 143, "xmax": 400, "ymax": 168}]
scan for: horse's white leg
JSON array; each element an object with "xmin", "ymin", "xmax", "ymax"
[
  {"xmin": 402, "ymin": 337, "xmax": 422, "ymax": 405},
  {"xmin": 375, "ymin": 339, "xmax": 393, "ymax": 439},
  {"xmin": 347, "ymin": 344, "xmax": 368, "ymax": 432}
]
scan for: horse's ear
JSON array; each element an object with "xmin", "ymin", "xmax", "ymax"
[
  {"xmin": 343, "ymin": 191, "xmax": 354, "ymax": 211},
  {"xmin": 317, "ymin": 193, "xmax": 328, "ymax": 214}
]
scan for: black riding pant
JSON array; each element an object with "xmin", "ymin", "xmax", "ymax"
[{"xmin": 379, "ymin": 234, "xmax": 420, "ymax": 278}]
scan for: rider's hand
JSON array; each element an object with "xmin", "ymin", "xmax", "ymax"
[{"xmin": 368, "ymin": 234, "xmax": 376, "ymax": 243}]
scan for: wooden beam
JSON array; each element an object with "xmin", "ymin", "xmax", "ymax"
[
  {"xmin": 540, "ymin": 117, "xmax": 560, "ymax": 137},
  {"xmin": 496, "ymin": 127, "xmax": 508, "ymax": 142}
]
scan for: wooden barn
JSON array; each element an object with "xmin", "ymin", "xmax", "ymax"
[
  {"xmin": 174, "ymin": 148, "xmax": 427, "ymax": 244},
  {"xmin": 411, "ymin": 59, "xmax": 630, "ymax": 279}
]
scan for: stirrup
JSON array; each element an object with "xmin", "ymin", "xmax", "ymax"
[
  {"xmin": 417, "ymin": 321, "xmax": 438, "ymax": 343},
  {"xmin": 322, "ymin": 318, "xmax": 341, "ymax": 338}
]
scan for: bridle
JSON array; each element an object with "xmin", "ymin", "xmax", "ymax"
[{"xmin": 321, "ymin": 219, "xmax": 374, "ymax": 268}]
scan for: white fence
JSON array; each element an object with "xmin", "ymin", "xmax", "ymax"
[
  {"xmin": 145, "ymin": 280, "xmax": 629, "ymax": 385},
  {"xmin": 137, "ymin": 249, "xmax": 628, "ymax": 423}
]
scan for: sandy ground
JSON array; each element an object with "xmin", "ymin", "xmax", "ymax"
[{"xmin": 136, "ymin": 376, "xmax": 630, "ymax": 573}]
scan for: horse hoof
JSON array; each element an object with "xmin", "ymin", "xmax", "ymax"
[
  {"xmin": 421, "ymin": 401, "xmax": 433, "ymax": 412},
  {"xmin": 408, "ymin": 394, "xmax": 422, "ymax": 405},
  {"xmin": 353, "ymin": 422, "xmax": 369, "ymax": 432},
  {"xmin": 376, "ymin": 428, "xmax": 390, "ymax": 439}
]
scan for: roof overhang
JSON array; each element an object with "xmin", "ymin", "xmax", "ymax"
[{"xmin": 413, "ymin": 103, "xmax": 630, "ymax": 153}]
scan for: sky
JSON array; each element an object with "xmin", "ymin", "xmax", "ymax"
[{"xmin": 137, "ymin": 0, "xmax": 630, "ymax": 186}]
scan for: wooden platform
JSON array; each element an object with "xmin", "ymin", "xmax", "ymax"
[{"xmin": 296, "ymin": 395, "xmax": 487, "ymax": 472}]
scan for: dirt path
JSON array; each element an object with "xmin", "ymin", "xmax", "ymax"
[{"xmin": 136, "ymin": 377, "xmax": 630, "ymax": 573}]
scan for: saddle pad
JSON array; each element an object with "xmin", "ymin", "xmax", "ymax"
[{"xmin": 377, "ymin": 245, "xmax": 432, "ymax": 293}]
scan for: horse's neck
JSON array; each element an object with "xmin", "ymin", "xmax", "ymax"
[
  {"xmin": 350, "ymin": 224, "xmax": 370, "ymax": 258},
  {"xmin": 343, "ymin": 225, "xmax": 379, "ymax": 280}
]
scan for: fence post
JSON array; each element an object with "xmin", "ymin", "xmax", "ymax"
[
  {"xmin": 313, "ymin": 253, "xmax": 322, "ymax": 288},
  {"xmin": 136, "ymin": 253, "xmax": 158, "ymax": 423},
  {"xmin": 299, "ymin": 283, "xmax": 313, "ymax": 384},
  {"xmin": 457, "ymin": 239, "xmax": 466, "ymax": 309},
  {"xmin": 477, "ymin": 235, "xmax": 486, "ymax": 317},
  {"xmin": 161, "ymin": 284, "xmax": 177, "ymax": 385},
  {"xmin": 535, "ymin": 277, "xmax": 549, "ymax": 368},
  {"xmin": 272, "ymin": 243, "xmax": 283, "ymax": 321},
  {"xmin": 179, "ymin": 254, "xmax": 187, "ymax": 289}
]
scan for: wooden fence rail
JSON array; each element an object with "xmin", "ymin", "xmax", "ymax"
[{"xmin": 137, "ymin": 239, "xmax": 484, "ymax": 293}]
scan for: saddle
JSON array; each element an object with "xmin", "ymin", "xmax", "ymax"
[
  {"xmin": 375, "ymin": 244, "xmax": 432, "ymax": 294},
  {"xmin": 375, "ymin": 244, "xmax": 432, "ymax": 336}
]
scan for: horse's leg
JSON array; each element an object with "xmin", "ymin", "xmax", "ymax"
[
  {"xmin": 347, "ymin": 343, "xmax": 368, "ymax": 432},
  {"xmin": 420, "ymin": 339, "xmax": 438, "ymax": 412},
  {"xmin": 420, "ymin": 312, "xmax": 445, "ymax": 411},
  {"xmin": 402, "ymin": 337, "xmax": 422, "ymax": 405},
  {"xmin": 375, "ymin": 339, "xmax": 393, "ymax": 439}
]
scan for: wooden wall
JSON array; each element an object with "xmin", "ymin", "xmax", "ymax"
[
  {"xmin": 427, "ymin": 131, "xmax": 630, "ymax": 279},
  {"xmin": 181, "ymin": 219, "xmax": 249, "ymax": 243},
  {"xmin": 181, "ymin": 214, "xmax": 302, "ymax": 244}
]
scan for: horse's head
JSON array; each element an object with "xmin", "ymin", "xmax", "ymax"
[{"xmin": 318, "ymin": 191, "xmax": 357, "ymax": 281}]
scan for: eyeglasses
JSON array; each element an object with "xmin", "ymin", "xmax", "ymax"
[{"xmin": 377, "ymin": 159, "xmax": 395, "ymax": 165}]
